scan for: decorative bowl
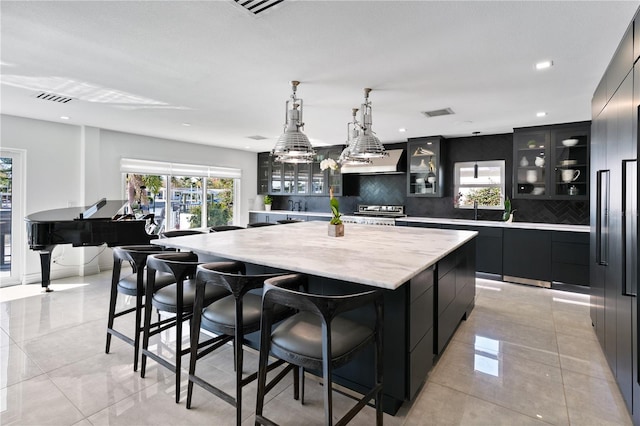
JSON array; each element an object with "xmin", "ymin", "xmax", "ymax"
[{"xmin": 562, "ymin": 139, "xmax": 579, "ymax": 147}]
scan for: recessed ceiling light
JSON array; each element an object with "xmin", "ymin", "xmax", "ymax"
[
  {"xmin": 60, "ymin": 116, "xmax": 70, "ymax": 120},
  {"xmin": 182, "ymin": 123, "xmax": 191, "ymax": 127},
  {"xmin": 536, "ymin": 112, "xmax": 547, "ymax": 117},
  {"xmin": 398, "ymin": 128, "xmax": 406, "ymax": 133},
  {"xmin": 535, "ymin": 60, "xmax": 553, "ymax": 70}
]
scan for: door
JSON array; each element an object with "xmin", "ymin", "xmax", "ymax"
[
  {"xmin": 0, "ymin": 149, "xmax": 24, "ymax": 286},
  {"xmin": 614, "ymin": 73, "xmax": 634, "ymax": 412}
]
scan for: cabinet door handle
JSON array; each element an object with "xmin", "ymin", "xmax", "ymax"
[
  {"xmin": 596, "ymin": 170, "xmax": 610, "ymax": 266},
  {"xmin": 622, "ymin": 160, "xmax": 637, "ymax": 297}
]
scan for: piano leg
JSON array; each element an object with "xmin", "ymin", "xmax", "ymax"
[{"xmin": 39, "ymin": 246, "xmax": 55, "ymax": 292}]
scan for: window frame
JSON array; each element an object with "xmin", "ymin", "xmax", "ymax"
[
  {"xmin": 121, "ymin": 158, "xmax": 241, "ymax": 231},
  {"xmin": 454, "ymin": 160, "xmax": 506, "ymax": 210}
]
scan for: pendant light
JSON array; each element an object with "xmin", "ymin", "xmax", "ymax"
[
  {"xmin": 272, "ymin": 80, "xmax": 315, "ymax": 163},
  {"xmin": 347, "ymin": 88, "xmax": 387, "ymax": 159},
  {"xmin": 338, "ymin": 108, "xmax": 371, "ymax": 165}
]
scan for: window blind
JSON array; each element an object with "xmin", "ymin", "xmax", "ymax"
[{"xmin": 120, "ymin": 158, "xmax": 242, "ymax": 179}]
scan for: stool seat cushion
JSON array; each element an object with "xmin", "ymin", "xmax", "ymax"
[
  {"xmin": 153, "ymin": 281, "xmax": 228, "ymax": 312},
  {"xmin": 117, "ymin": 272, "xmax": 175, "ymax": 294},
  {"xmin": 201, "ymin": 293, "xmax": 288, "ymax": 332},
  {"xmin": 271, "ymin": 311, "xmax": 374, "ymax": 361}
]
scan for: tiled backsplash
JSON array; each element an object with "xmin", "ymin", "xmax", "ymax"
[{"xmin": 271, "ymin": 132, "xmax": 590, "ymax": 225}]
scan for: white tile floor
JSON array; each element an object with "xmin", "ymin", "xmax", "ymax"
[{"xmin": 0, "ymin": 272, "xmax": 633, "ymax": 425}]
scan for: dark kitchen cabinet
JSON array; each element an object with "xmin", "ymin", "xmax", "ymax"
[
  {"xmin": 407, "ymin": 266, "xmax": 434, "ymax": 399},
  {"xmin": 550, "ymin": 126, "xmax": 589, "ymax": 200},
  {"xmin": 403, "ymin": 221, "xmax": 500, "ymax": 274},
  {"xmin": 502, "ymin": 228, "xmax": 552, "ymax": 287},
  {"xmin": 259, "ymin": 147, "xmax": 344, "ymax": 196},
  {"xmin": 436, "ymin": 240, "xmax": 475, "ymax": 354},
  {"xmin": 590, "ymin": 13, "xmax": 639, "ymax": 422},
  {"xmin": 513, "ymin": 129, "xmax": 550, "ymax": 198},
  {"xmin": 257, "ymin": 152, "xmax": 270, "ymax": 195},
  {"xmin": 513, "ymin": 122, "xmax": 590, "ymax": 200},
  {"xmin": 551, "ymin": 231, "xmax": 589, "ymax": 287},
  {"xmin": 407, "ymin": 136, "xmax": 444, "ymax": 197},
  {"xmin": 441, "ymin": 224, "xmax": 503, "ymax": 276}
]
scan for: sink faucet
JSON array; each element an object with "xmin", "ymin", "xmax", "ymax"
[{"xmin": 473, "ymin": 201, "xmax": 478, "ymax": 220}]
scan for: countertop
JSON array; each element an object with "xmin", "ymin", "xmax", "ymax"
[
  {"xmin": 153, "ymin": 221, "xmax": 477, "ymax": 290},
  {"xmin": 249, "ymin": 209, "xmax": 589, "ymax": 233}
]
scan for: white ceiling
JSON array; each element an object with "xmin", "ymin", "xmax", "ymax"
[{"xmin": 1, "ymin": 1, "xmax": 638, "ymax": 153}]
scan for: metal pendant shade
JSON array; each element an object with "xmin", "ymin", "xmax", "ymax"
[
  {"xmin": 347, "ymin": 88, "xmax": 387, "ymax": 159},
  {"xmin": 339, "ymin": 108, "xmax": 371, "ymax": 165},
  {"xmin": 272, "ymin": 81, "xmax": 315, "ymax": 163}
]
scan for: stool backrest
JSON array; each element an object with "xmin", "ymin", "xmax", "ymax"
[
  {"xmin": 262, "ymin": 274, "xmax": 382, "ymax": 323},
  {"xmin": 210, "ymin": 225, "xmax": 245, "ymax": 232},
  {"xmin": 247, "ymin": 222, "xmax": 275, "ymax": 228},
  {"xmin": 196, "ymin": 263, "xmax": 284, "ymax": 298},
  {"xmin": 160, "ymin": 229, "xmax": 205, "ymax": 238},
  {"xmin": 146, "ymin": 252, "xmax": 199, "ymax": 282}
]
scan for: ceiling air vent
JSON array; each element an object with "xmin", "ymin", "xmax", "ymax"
[
  {"xmin": 421, "ymin": 108, "xmax": 455, "ymax": 118},
  {"xmin": 34, "ymin": 92, "xmax": 74, "ymax": 103},
  {"xmin": 247, "ymin": 135, "xmax": 268, "ymax": 140},
  {"xmin": 234, "ymin": 0, "xmax": 284, "ymax": 15}
]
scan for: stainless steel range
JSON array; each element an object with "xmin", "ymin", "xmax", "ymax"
[{"xmin": 341, "ymin": 204, "xmax": 406, "ymax": 226}]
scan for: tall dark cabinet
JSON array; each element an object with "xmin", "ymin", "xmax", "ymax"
[{"xmin": 590, "ymin": 10, "xmax": 639, "ymax": 424}]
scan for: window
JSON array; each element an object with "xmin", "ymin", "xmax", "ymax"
[
  {"xmin": 454, "ymin": 160, "xmax": 505, "ymax": 210},
  {"xmin": 121, "ymin": 159, "xmax": 241, "ymax": 233}
]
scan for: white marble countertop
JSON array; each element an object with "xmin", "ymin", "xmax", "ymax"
[
  {"xmin": 249, "ymin": 209, "xmax": 331, "ymax": 217},
  {"xmin": 249, "ymin": 209, "xmax": 589, "ymax": 233},
  {"xmin": 397, "ymin": 217, "xmax": 590, "ymax": 233},
  {"xmin": 153, "ymin": 221, "xmax": 477, "ymax": 290}
]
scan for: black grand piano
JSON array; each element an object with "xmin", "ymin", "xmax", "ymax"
[{"xmin": 25, "ymin": 198, "xmax": 157, "ymax": 291}]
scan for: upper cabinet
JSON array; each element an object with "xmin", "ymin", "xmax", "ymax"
[
  {"xmin": 257, "ymin": 147, "xmax": 343, "ymax": 196},
  {"xmin": 407, "ymin": 136, "xmax": 444, "ymax": 197},
  {"xmin": 513, "ymin": 122, "xmax": 590, "ymax": 200}
]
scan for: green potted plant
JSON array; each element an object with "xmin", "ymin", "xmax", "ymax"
[
  {"xmin": 502, "ymin": 197, "xmax": 515, "ymax": 222},
  {"xmin": 328, "ymin": 188, "xmax": 344, "ymax": 237},
  {"xmin": 263, "ymin": 195, "xmax": 272, "ymax": 211}
]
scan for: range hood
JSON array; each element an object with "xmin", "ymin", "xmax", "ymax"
[{"xmin": 340, "ymin": 149, "xmax": 405, "ymax": 174}]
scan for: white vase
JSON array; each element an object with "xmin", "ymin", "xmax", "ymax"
[{"xmin": 264, "ymin": 204, "xmax": 271, "ymax": 211}]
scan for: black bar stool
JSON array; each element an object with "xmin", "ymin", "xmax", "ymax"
[
  {"xmin": 186, "ymin": 263, "xmax": 299, "ymax": 426},
  {"xmin": 105, "ymin": 245, "xmax": 176, "ymax": 371},
  {"xmin": 276, "ymin": 219, "xmax": 302, "ymax": 224},
  {"xmin": 140, "ymin": 252, "xmax": 237, "ymax": 403},
  {"xmin": 255, "ymin": 274, "xmax": 384, "ymax": 426},
  {"xmin": 160, "ymin": 229, "xmax": 206, "ymax": 238},
  {"xmin": 247, "ymin": 222, "xmax": 275, "ymax": 228},
  {"xmin": 210, "ymin": 225, "xmax": 245, "ymax": 232}
]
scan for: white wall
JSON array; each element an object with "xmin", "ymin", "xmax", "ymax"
[{"xmin": 1, "ymin": 114, "xmax": 257, "ymax": 284}]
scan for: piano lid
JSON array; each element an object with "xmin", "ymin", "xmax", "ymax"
[{"xmin": 25, "ymin": 200, "xmax": 129, "ymax": 222}]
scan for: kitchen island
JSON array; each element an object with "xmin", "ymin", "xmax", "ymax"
[{"xmin": 154, "ymin": 221, "xmax": 477, "ymax": 413}]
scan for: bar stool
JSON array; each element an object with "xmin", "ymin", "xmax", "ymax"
[
  {"xmin": 160, "ymin": 229, "xmax": 206, "ymax": 238},
  {"xmin": 140, "ymin": 252, "xmax": 235, "ymax": 403},
  {"xmin": 105, "ymin": 245, "xmax": 176, "ymax": 371},
  {"xmin": 247, "ymin": 222, "xmax": 275, "ymax": 228},
  {"xmin": 255, "ymin": 274, "xmax": 384, "ymax": 426},
  {"xmin": 276, "ymin": 219, "xmax": 302, "ymax": 224},
  {"xmin": 210, "ymin": 225, "xmax": 245, "ymax": 232},
  {"xmin": 186, "ymin": 263, "xmax": 299, "ymax": 426}
]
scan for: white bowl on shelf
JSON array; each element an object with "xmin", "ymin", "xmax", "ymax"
[{"xmin": 562, "ymin": 139, "xmax": 579, "ymax": 147}]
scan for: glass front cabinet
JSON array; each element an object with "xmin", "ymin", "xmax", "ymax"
[
  {"xmin": 407, "ymin": 136, "xmax": 444, "ymax": 197},
  {"xmin": 513, "ymin": 122, "xmax": 589, "ymax": 200},
  {"xmin": 257, "ymin": 147, "xmax": 343, "ymax": 196}
]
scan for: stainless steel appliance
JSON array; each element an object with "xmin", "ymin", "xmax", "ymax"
[{"xmin": 341, "ymin": 204, "xmax": 405, "ymax": 226}]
